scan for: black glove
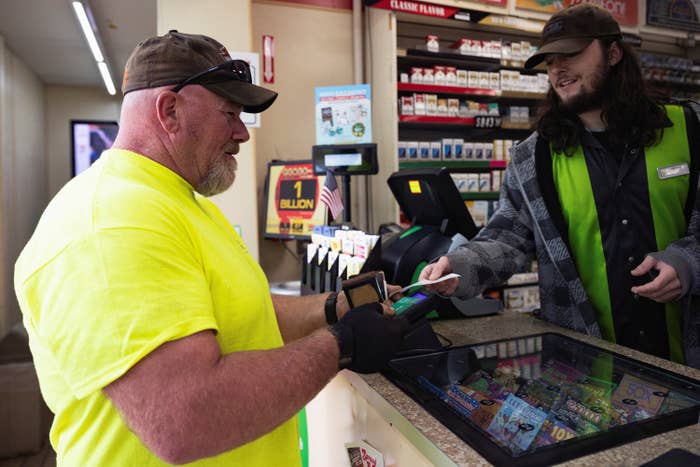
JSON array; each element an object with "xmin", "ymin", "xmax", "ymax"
[{"xmin": 329, "ymin": 302, "xmax": 410, "ymax": 374}]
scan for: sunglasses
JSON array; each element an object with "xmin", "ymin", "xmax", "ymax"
[{"xmin": 172, "ymin": 59, "xmax": 252, "ymax": 93}]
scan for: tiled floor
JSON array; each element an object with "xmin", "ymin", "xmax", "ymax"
[{"xmin": 0, "ymin": 443, "xmax": 55, "ymax": 467}]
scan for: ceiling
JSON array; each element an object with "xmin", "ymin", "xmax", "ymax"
[{"xmin": 0, "ymin": 0, "xmax": 156, "ymax": 89}]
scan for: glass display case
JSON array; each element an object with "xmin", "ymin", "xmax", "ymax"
[{"xmin": 384, "ymin": 333, "xmax": 700, "ymax": 467}]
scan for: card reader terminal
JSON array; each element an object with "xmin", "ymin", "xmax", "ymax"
[{"xmin": 392, "ymin": 291, "xmax": 437, "ymax": 324}]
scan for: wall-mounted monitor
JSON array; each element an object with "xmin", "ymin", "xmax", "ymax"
[
  {"xmin": 312, "ymin": 143, "xmax": 378, "ymax": 176},
  {"xmin": 71, "ymin": 120, "xmax": 119, "ymax": 176},
  {"xmin": 263, "ymin": 160, "xmax": 328, "ymax": 240}
]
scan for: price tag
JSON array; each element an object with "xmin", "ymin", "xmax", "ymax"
[{"xmin": 474, "ymin": 116, "xmax": 502, "ymax": 128}]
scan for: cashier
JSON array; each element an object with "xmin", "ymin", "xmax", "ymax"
[{"xmin": 420, "ymin": 4, "xmax": 700, "ymax": 369}]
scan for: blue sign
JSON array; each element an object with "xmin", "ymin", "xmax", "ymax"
[{"xmin": 315, "ymin": 84, "xmax": 372, "ymax": 145}]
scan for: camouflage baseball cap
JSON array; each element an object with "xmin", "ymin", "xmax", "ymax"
[
  {"xmin": 524, "ymin": 4, "xmax": 622, "ymax": 69},
  {"xmin": 122, "ymin": 30, "xmax": 277, "ymax": 113}
]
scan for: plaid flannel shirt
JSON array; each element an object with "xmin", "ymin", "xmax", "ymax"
[{"xmin": 446, "ymin": 120, "xmax": 700, "ymax": 369}]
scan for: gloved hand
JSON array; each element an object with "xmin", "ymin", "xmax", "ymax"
[{"xmin": 330, "ymin": 302, "xmax": 410, "ymax": 374}]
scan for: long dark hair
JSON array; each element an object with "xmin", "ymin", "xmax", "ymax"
[{"xmin": 536, "ymin": 39, "xmax": 668, "ymax": 156}]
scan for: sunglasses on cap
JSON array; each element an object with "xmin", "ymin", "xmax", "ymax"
[{"xmin": 172, "ymin": 59, "xmax": 252, "ymax": 93}]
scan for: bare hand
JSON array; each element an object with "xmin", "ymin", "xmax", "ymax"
[
  {"xmin": 418, "ymin": 257, "xmax": 459, "ymax": 296},
  {"xmin": 630, "ymin": 256, "xmax": 682, "ymax": 303}
]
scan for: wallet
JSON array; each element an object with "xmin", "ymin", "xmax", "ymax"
[{"xmin": 341, "ymin": 271, "xmax": 388, "ymax": 308}]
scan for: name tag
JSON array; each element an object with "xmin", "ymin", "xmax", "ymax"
[{"xmin": 657, "ymin": 163, "xmax": 689, "ymax": 180}]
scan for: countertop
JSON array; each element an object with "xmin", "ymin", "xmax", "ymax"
[{"xmin": 343, "ymin": 311, "xmax": 700, "ymax": 466}]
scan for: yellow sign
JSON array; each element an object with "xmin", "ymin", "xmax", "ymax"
[
  {"xmin": 409, "ymin": 180, "xmax": 422, "ymax": 194},
  {"xmin": 264, "ymin": 161, "xmax": 327, "ymax": 239}
]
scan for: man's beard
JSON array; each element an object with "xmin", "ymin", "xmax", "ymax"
[
  {"xmin": 557, "ymin": 63, "xmax": 610, "ymax": 115},
  {"xmin": 196, "ymin": 156, "xmax": 237, "ymax": 197}
]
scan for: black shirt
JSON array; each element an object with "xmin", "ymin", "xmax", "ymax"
[{"xmin": 580, "ymin": 129, "xmax": 669, "ymax": 358}]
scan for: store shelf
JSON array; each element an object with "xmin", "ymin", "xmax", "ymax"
[
  {"xmin": 500, "ymin": 120, "xmax": 534, "ymax": 130},
  {"xmin": 397, "ymin": 83, "xmax": 546, "ymax": 101},
  {"xmin": 398, "ymin": 115, "xmax": 534, "ymax": 133},
  {"xmin": 397, "ymin": 82, "xmax": 500, "ymax": 97},
  {"xmin": 647, "ymin": 79, "xmax": 700, "ymax": 89},
  {"xmin": 399, "ymin": 160, "xmax": 507, "ymax": 169},
  {"xmin": 500, "ymin": 90, "xmax": 546, "ymax": 99},
  {"xmin": 399, "ymin": 48, "xmax": 544, "ymax": 74},
  {"xmin": 403, "ymin": 47, "xmax": 500, "ymax": 65},
  {"xmin": 461, "ymin": 192, "xmax": 500, "ymax": 200},
  {"xmin": 398, "ymin": 115, "xmax": 476, "ymax": 125},
  {"xmin": 506, "ymin": 272, "xmax": 539, "ymax": 286}
]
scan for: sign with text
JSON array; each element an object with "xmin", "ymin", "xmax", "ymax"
[
  {"xmin": 367, "ymin": 0, "xmax": 506, "ymax": 17},
  {"xmin": 263, "ymin": 161, "xmax": 327, "ymax": 239},
  {"xmin": 515, "ymin": 0, "xmax": 638, "ymax": 27},
  {"xmin": 478, "ymin": 14, "xmax": 546, "ymax": 32},
  {"xmin": 315, "ymin": 84, "xmax": 372, "ymax": 145},
  {"xmin": 647, "ymin": 0, "xmax": 700, "ymax": 32}
]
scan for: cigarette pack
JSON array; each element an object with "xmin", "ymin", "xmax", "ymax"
[
  {"xmin": 398, "ymin": 141, "xmax": 407, "ymax": 160},
  {"xmin": 425, "ymin": 94, "xmax": 438, "ymax": 116},
  {"xmin": 479, "ymin": 172, "xmax": 491, "ymax": 192},
  {"xmin": 442, "ymin": 138, "xmax": 454, "ymax": 160},
  {"xmin": 408, "ymin": 141, "xmax": 419, "ymax": 159},
  {"xmin": 410, "ymin": 67, "xmax": 423, "ymax": 84},
  {"xmin": 430, "ymin": 141, "xmax": 442, "ymax": 160},
  {"xmin": 453, "ymin": 138, "xmax": 464, "ymax": 159},
  {"xmin": 419, "ymin": 141, "xmax": 431, "ymax": 160},
  {"xmin": 434, "ymin": 66, "xmax": 446, "ymax": 86},
  {"xmin": 426, "ymin": 34, "xmax": 439, "ymax": 52}
]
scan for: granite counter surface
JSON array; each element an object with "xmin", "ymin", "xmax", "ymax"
[{"xmin": 344, "ymin": 311, "xmax": 700, "ymax": 467}]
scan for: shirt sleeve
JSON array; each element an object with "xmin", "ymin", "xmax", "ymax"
[
  {"xmin": 447, "ymin": 165, "xmax": 536, "ymax": 298},
  {"xmin": 20, "ymin": 225, "xmax": 218, "ymax": 400}
]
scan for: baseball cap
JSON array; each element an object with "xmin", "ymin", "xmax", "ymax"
[
  {"xmin": 524, "ymin": 4, "xmax": 622, "ymax": 69},
  {"xmin": 122, "ymin": 30, "xmax": 277, "ymax": 113}
]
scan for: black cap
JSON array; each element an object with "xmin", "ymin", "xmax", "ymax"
[
  {"xmin": 524, "ymin": 4, "xmax": 622, "ymax": 69},
  {"xmin": 122, "ymin": 31, "xmax": 277, "ymax": 113}
]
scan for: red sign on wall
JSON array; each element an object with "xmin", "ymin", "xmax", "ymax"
[
  {"xmin": 515, "ymin": 0, "xmax": 638, "ymax": 27},
  {"xmin": 262, "ymin": 35, "xmax": 274, "ymax": 84},
  {"xmin": 369, "ymin": 0, "xmax": 460, "ymax": 18},
  {"xmin": 369, "ymin": 0, "xmax": 507, "ymax": 16}
]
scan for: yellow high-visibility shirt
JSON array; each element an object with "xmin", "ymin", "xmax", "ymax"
[{"xmin": 15, "ymin": 149, "xmax": 300, "ymax": 467}]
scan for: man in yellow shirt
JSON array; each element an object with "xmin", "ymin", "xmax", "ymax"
[{"xmin": 14, "ymin": 31, "xmax": 407, "ymax": 466}]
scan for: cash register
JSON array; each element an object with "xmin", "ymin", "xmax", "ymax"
[{"xmin": 380, "ymin": 167, "xmax": 502, "ymax": 318}]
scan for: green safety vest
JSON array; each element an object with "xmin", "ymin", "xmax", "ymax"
[{"xmin": 552, "ymin": 105, "xmax": 690, "ymax": 363}]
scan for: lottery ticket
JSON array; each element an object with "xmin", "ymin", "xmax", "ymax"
[
  {"xmin": 611, "ymin": 374, "xmax": 667, "ymax": 416},
  {"xmin": 487, "ymin": 394, "xmax": 547, "ymax": 454},
  {"xmin": 531, "ymin": 416, "xmax": 577, "ymax": 448}
]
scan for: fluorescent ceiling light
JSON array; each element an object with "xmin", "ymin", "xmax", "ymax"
[
  {"xmin": 97, "ymin": 62, "xmax": 116, "ymax": 95},
  {"xmin": 72, "ymin": 1, "xmax": 103, "ymax": 62},
  {"xmin": 71, "ymin": 1, "xmax": 116, "ymax": 96}
]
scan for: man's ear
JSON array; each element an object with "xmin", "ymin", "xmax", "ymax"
[
  {"xmin": 608, "ymin": 41, "xmax": 622, "ymax": 67},
  {"xmin": 155, "ymin": 91, "xmax": 179, "ymax": 133}
]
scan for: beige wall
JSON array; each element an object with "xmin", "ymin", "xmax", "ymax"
[
  {"xmin": 0, "ymin": 37, "xmax": 46, "ymax": 336},
  {"xmin": 252, "ymin": 0, "xmax": 354, "ymax": 282},
  {"xmin": 45, "ymin": 85, "xmax": 121, "ymax": 196},
  {"xmin": 157, "ymin": 0, "xmax": 261, "ymax": 260}
]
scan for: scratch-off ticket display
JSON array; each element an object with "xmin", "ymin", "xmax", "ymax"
[{"xmin": 385, "ymin": 333, "xmax": 700, "ymax": 465}]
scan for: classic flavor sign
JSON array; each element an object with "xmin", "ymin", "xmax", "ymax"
[
  {"xmin": 369, "ymin": 0, "xmax": 461, "ymax": 18},
  {"xmin": 515, "ymin": 0, "xmax": 638, "ymax": 26}
]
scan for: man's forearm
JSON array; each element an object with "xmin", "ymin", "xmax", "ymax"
[
  {"xmin": 186, "ymin": 330, "xmax": 339, "ymax": 461},
  {"xmin": 272, "ymin": 293, "xmax": 330, "ymax": 342},
  {"xmin": 105, "ymin": 329, "xmax": 340, "ymax": 464}
]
